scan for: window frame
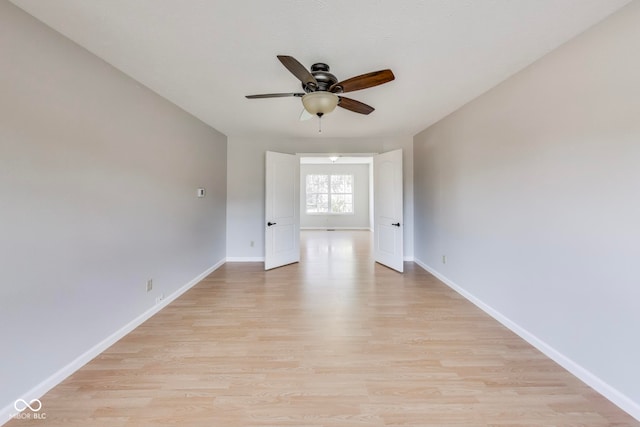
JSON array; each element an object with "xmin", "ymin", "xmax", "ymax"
[{"xmin": 305, "ymin": 173, "xmax": 355, "ymax": 215}]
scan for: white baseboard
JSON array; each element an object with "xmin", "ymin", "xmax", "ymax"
[
  {"xmin": 413, "ymin": 258, "xmax": 640, "ymax": 422},
  {"xmin": 301, "ymin": 227, "xmax": 371, "ymax": 230},
  {"xmin": 226, "ymin": 256, "xmax": 264, "ymax": 262},
  {"xmin": 404, "ymin": 256, "xmax": 414, "ymax": 262},
  {"xmin": 0, "ymin": 258, "xmax": 225, "ymax": 426}
]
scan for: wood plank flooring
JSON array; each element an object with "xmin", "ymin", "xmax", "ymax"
[{"xmin": 7, "ymin": 230, "xmax": 638, "ymax": 426}]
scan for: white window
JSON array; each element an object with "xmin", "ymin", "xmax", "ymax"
[{"xmin": 305, "ymin": 174, "xmax": 353, "ymax": 214}]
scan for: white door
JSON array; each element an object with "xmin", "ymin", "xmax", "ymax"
[
  {"xmin": 374, "ymin": 149, "xmax": 404, "ymax": 272},
  {"xmin": 265, "ymin": 151, "xmax": 300, "ymax": 270}
]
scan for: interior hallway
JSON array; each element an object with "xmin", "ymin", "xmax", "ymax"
[{"xmin": 7, "ymin": 231, "xmax": 637, "ymax": 426}]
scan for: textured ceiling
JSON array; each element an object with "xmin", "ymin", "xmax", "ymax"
[{"xmin": 10, "ymin": 0, "xmax": 631, "ymax": 139}]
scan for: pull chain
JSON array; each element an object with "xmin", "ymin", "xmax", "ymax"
[{"xmin": 318, "ymin": 114, "xmax": 322, "ymax": 133}]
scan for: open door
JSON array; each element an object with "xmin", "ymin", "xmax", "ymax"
[
  {"xmin": 265, "ymin": 151, "xmax": 300, "ymax": 270},
  {"xmin": 374, "ymin": 149, "xmax": 404, "ymax": 272}
]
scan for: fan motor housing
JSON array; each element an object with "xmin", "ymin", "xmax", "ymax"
[{"xmin": 304, "ymin": 63, "xmax": 339, "ymax": 93}]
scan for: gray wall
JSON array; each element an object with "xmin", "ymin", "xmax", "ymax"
[
  {"xmin": 226, "ymin": 136, "xmax": 413, "ymax": 260},
  {"xmin": 413, "ymin": 1, "xmax": 640, "ymax": 414},
  {"xmin": 300, "ymin": 163, "xmax": 370, "ymax": 229},
  {"xmin": 0, "ymin": 1, "xmax": 227, "ymax": 413}
]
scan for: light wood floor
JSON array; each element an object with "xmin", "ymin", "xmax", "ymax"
[{"xmin": 8, "ymin": 231, "xmax": 638, "ymax": 426}]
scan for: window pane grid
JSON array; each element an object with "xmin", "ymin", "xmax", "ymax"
[{"xmin": 305, "ymin": 174, "xmax": 353, "ymax": 214}]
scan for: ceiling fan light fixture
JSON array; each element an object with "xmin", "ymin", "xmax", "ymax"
[{"xmin": 301, "ymin": 91, "xmax": 339, "ymax": 116}]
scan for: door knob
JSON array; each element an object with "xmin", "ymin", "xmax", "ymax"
[
  {"xmin": 267, "ymin": 222, "xmax": 277, "ymax": 226},
  {"xmin": 392, "ymin": 222, "xmax": 401, "ymax": 227}
]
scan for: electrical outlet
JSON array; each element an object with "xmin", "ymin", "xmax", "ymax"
[
  {"xmin": 146, "ymin": 279, "xmax": 153, "ymax": 292},
  {"xmin": 442, "ymin": 255, "xmax": 447, "ymax": 264},
  {"xmin": 155, "ymin": 293, "xmax": 165, "ymax": 304}
]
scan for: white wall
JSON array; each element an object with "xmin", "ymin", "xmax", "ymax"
[
  {"xmin": 227, "ymin": 136, "xmax": 413, "ymax": 260},
  {"xmin": 0, "ymin": 1, "xmax": 227, "ymax": 418},
  {"xmin": 413, "ymin": 1, "xmax": 640, "ymax": 418},
  {"xmin": 300, "ymin": 163, "xmax": 370, "ymax": 229}
]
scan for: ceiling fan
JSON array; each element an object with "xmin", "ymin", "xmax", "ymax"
[{"xmin": 246, "ymin": 55, "xmax": 395, "ymax": 120}]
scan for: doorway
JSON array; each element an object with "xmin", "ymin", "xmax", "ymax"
[
  {"xmin": 264, "ymin": 151, "xmax": 403, "ymax": 271},
  {"xmin": 300, "ymin": 155, "xmax": 374, "ymax": 232}
]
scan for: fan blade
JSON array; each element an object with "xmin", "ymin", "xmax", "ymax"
[
  {"xmin": 277, "ymin": 55, "xmax": 318, "ymax": 88},
  {"xmin": 331, "ymin": 69, "xmax": 394, "ymax": 93},
  {"xmin": 246, "ymin": 93, "xmax": 304, "ymax": 99},
  {"xmin": 338, "ymin": 97, "xmax": 375, "ymax": 115}
]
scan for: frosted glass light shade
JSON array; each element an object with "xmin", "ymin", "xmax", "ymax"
[{"xmin": 302, "ymin": 91, "xmax": 339, "ymax": 115}]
